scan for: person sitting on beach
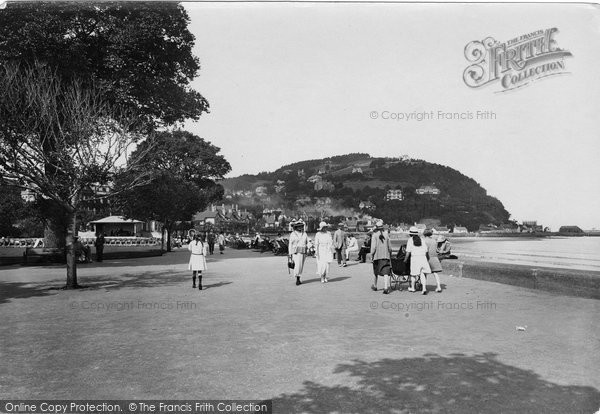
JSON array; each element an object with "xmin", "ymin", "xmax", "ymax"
[
  {"xmin": 437, "ymin": 236, "xmax": 452, "ymax": 260},
  {"xmin": 358, "ymin": 232, "xmax": 372, "ymax": 263},
  {"xmin": 73, "ymin": 236, "xmax": 91, "ymax": 263},
  {"xmin": 345, "ymin": 233, "xmax": 359, "ymax": 261}
]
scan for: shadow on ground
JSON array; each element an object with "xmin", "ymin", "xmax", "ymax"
[
  {"xmin": 302, "ymin": 277, "xmax": 352, "ymax": 285},
  {"xmin": 272, "ymin": 352, "xmax": 599, "ymax": 413},
  {"xmin": 0, "ymin": 281, "xmax": 58, "ymax": 304},
  {"xmin": 0, "ymin": 271, "xmax": 232, "ymax": 304}
]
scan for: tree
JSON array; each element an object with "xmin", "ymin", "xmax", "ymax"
[
  {"xmin": 117, "ymin": 131, "xmax": 231, "ymax": 252},
  {"xmin": 0, "ymin": 1, "xmax": 209, "ymax": 247},
  {"xmin": 0, "ymin": 1, "xmax": 208, "ymax": 128},
  {"xmin": 0, "ymin": 183, "xmax": 26, "ymax": 236},
  {"xmin": 0, "ymin": 63, "xmax": 151, "ymax": 288}
]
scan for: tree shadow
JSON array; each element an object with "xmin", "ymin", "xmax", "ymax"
[
  {"xmin": 272, "ymin": 353, "xmax": 599, "ymax": 413},
  {"xmin": 0, "ymin": 281, "xmax": 58, "ymax": 305},
  {"xmin": 0, "ymin": 270, "xmax": 189, "ymax": 304}
]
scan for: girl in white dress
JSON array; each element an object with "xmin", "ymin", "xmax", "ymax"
[
  {"xmin": 314, "ymin": 221, "xmax": 334, "ymax": 283},
  {"xmin": 404, "ymin": 227, "xmax": 431, "ymax": 295},
  {"xmin": 188, "ymin": 234, "xmax": 208, "ymax": 290}
]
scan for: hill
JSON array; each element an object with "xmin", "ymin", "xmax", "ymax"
[{"xmin": 220, "ymin": 153, "xmax": 511, "ymax": 231}]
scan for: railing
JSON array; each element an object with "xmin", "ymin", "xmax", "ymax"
[
  {"xmin": 0, "ymin": 236, "xmax": 162, "ymax": 248},
  {"xmin": 80, "ymin": 237, "xmax": 162, "ymax": 246},
  {"xmin": 0, "ymin": 238, "xmax": 44, "ymax": 248}
]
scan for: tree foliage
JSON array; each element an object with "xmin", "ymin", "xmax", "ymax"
[
  {"xmin": 0, "ymin": 1, "xmax": 208, "ymax": 128},
  {"xmin": 117, "ymin": 131, "xmax": 231, "ymax": 251}
]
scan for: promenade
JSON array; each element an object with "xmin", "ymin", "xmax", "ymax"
[{"xmin": 1, "ymin": 249, "xmax": 598, "ymax": 413}]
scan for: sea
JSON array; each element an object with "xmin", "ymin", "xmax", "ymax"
[{"xmin": 389, "ymin": 236, "xmax": 600, "ymax": 272}]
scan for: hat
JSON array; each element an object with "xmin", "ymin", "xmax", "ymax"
[
  {"xmin": 409, "ymin": 226, "xmax": 419, "ymax": 235},
  {"xmin": 423, "ymin": 228, "xmax": 433, "ymax": 236},
  {"xmin": 293, "ymin": 219, "xmax": 305, "ymax": 227},
  {"xmin": 318, "ymin": 221, "xmax": 329, "ymax": 230},
  {"xmin": 437, "ymin": 235, "xmax": 447, "ymax": 242},
  {"xmin": 375, "ymin": 219, "xmax": 384, "ymax": 228}
]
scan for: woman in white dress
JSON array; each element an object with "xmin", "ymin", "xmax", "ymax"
[
  {"xmin": 188, "ymin": 234, "xmax": 208, "ymax": 290},
  {"xmin": 288, "ymin": 219, "xmax": 309, "ymax": 286},
  {"xmin": 404, "ymin": 226, "xmax": 431, "ymax": 295},
  {"xmin": 314, "ymin": 221, "xmax": 334, "ymax": 283}
]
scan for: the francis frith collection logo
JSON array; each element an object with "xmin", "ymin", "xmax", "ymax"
[{"xmin": 463, "ymin": 28, "xmax": 572, "ymax": 92}]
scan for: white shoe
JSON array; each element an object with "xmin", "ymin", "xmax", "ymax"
[
  {"xmin": 408, "ymin": 287, "xmax": 416, "ymax": 292},
  {"xmin": 436, "ymin": 287, "xmax": 442, "ymax": 293},
  {"xmin": 324, "ymin": 278, "xmax": 328, "ymax": 283}
]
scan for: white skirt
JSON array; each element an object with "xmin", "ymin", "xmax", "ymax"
[
  {"xmin": 188, "ymin": 254, "xmax": 207, "ymax": 271},
  {"xmin": 410, "ymin": 255, "xmax": 431, "ymax": 276}
]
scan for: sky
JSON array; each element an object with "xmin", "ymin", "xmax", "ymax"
[{"xmin": 182, "ymin": 2, "xmax": 600, "ymax": 231}]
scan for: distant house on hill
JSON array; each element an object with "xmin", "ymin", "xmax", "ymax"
[
  {"xmin": 434, "ymin": 226, "xmax": 450, "ymax": 234},
  {"xmin": 255, "ymin": 186, "xmax": 268, "ymax": 197},
  {"xmin": 453, "ymin": 226, "xmax": 469, "ymax": 234},
  {"xmin": 386, "ymin": 189, "xmax": 403, "ymax": 201},
  {"xmin": 359, "ymin": 200, "xmax": 375, "ymax": 211},
  {"xmin": 419, "ymin": 218, "xmax": 441, "ymax": 228},
  {"xmin": 416, "ymin": 185, "xmax": 440, "ymax": 195},
  {"xmin": 193, "ymin": 204, "xmax": 252, "ymax": 233},
  {"xmin": 307, "ymin": 174, "xmax": 322, "ymax": 183},
  {"xmin": 20, "ymin": 189, "xmax": 36, "ymax": 203},
  {"xmin": 559, "ymin": 226, "xmax": 583, "ymax": 233},
  {"xmin": 314, "ymin": 180, "xmax": 335, "ymax": 192}
]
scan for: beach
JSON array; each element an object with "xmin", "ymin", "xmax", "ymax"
[{"xmin": 0, "ymin": 248, "xmax": 598, "ymax": 412}]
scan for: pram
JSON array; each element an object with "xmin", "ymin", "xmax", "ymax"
[{"xmin": 390, "ymin": 242, "xmax": 423, "ymax": 291}]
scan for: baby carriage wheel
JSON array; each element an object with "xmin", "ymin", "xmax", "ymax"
[{"xmin": 390, "ymin": 274, "xmax": 400, "ymax": 291}]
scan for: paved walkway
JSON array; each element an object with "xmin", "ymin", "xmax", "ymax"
[{"xmin": 1, "ymin": 249, "xmax": 599, "ymax": 413}]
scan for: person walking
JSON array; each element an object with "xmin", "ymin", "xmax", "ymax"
[
  {"xmin": 217, "ymin": 231, "xmax": 225, "ymax": 254},
  {"xmin": 94, "ymin": 233, "xmax": 105, "ymax": 262},
  {"xmin": 333, "ymin": 223, "xmax": 348, "ymax": 267},
  {"xmin": 314, "ymin": 221, "xmax": 334, "ymax": 283},
  {"xmin": 423, "ymin": 229, "xmax": 443, "ymax": 292},
  {"xmin": 404, "ymin": 226, "xmax": 431, "ymax": 295},
  {"xmin": 188, "ymin": 234, "xmax": 208, "ymax": 290},
  {"xmin": 288, "ymin": 219, "xmax": 309, "ymax": 285},
  {"xmin": 370, "ymin": 220, "xmax": 393, "ymax": 294},
  {"xmin": 207, "ymin": 231, "xmax": 216, "ymax": 255}
]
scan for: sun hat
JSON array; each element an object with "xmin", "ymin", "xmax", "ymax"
[
  {"xmin": 318, "ymin": 221, "xmax": 329, "ymax": 230},
  {"xmin": 437, "ymin": 235, "xmax": 447, "ymax": 242},
  {"xmin": 293, "ymin": 219, "xmax": 305, "ymax": 227},
  {"xmin": 409, "ymin": 226, "xmax": 419, "ymax": 235},
  {"xmin": 423, "ymin": 228, "xmax": 433, "ymax": 236},
  {"xmin": 375, "ymin": 219, "xmax": 384, "ymax": 228}
]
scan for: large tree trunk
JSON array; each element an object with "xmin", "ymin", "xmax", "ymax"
[
  {"xmin": 65, "ymin": 211, "xmax": 78, "ymax": 289},
  {"xmin": 166, "ymin": 224, "xmax": 172, "ymax": 253},
  {"xmin": 41, "ymin": 199, "xmax": 68, "ymax": 249}
]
